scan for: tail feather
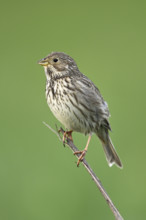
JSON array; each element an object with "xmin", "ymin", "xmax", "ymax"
[
  {"xmin": 97, "ymin": 130, "xmax": 123, "ymax": 168},
  {"xmin": 102, "ymin": 137, "xmax": 122, "ymax": 168}
]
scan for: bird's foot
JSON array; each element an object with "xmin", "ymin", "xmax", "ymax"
[
  {"xmin": 74, "ymin": 149, "xmax": 87, "ymax": 167},
  {"xmin": 58, "ymin": 129, "xmax": 73, "ymax": 145}
]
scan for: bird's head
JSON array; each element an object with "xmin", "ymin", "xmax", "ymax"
[{"xmin": 38, "ymin": 52, "xmax": 79, "ymax": 79}]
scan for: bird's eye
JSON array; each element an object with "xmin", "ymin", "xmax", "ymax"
[{"xmin": 53, "ymin": 58, "xmax": 58, "ymax": 63}]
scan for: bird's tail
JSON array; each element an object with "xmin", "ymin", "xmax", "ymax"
[{"xmin": 97, "ymin": 129, "xmax": 123, "ymax": 168}]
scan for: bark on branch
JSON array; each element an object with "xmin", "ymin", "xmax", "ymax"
[{"xmin": 43, "ymin": 122, "xmax": 124, "ymax": 220}]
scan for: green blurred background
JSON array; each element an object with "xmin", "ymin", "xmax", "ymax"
[{"xmin": 0, "ymin": 0, "xmax": 146, "ymax": 219}]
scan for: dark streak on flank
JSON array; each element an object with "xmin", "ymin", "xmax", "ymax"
[
  {"xmin": 64, "ymin": 85, "xmax": 75, "ymax": 91},
  {"xmin": 65, "ymin": 103, "xmax": 71, "ymax": 111},
  {"xmin": 80, "ymin": 102, "xmax": 95, "ymax": 113},
  {"xmin": 73, "ymin": 93, "xmax": 78, "ymax": 104},
  {"xmin": 73, "ymin": 110, "xmax": 81, "ymax": 123},
  {"xmin": 68, "ymin": 97, "xmax": 87, "ymax": 119}
]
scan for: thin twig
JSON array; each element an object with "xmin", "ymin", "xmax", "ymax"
[
  {"xmin": 43, "ymin": 122, "xmax": 124, "ymax": 220},
  {"xmin": 43, "ymin": 121, "xmax": 61, "ymax": 140}
]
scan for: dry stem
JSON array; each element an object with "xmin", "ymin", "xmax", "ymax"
[{"xmin": 43, "ymin": 122, "xmax": 124, "ymax": 220}]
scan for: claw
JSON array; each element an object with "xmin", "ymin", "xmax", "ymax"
[
  {"xmin": 58, "ymin": 130, "xmax": 73, "ymax": 145},
  {"xmin": 74, "ymin": 150, "xmax": 87, "ymax": 166}
]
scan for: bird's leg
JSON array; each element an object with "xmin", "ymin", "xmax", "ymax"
[
  {"xmin": 74, "ymin": 134, "xmax": 92, "ymax": 166},
  {"xmin": 58, "ymin": 129, "xmax": 73, "ymax": 144}
]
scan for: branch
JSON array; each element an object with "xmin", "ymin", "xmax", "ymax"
[{"xmin": 43, "ymin": 122, "xmax": 124, "ymax": 220}]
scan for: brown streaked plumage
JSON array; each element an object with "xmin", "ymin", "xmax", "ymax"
[{"xmin": 38, "ymin": 52, "xmax": 122, "ymax": 168}]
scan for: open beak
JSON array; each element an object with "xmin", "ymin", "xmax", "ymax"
[{"xmin": 38, "ymin": 58, "xmax": 49, "ymax": 66}]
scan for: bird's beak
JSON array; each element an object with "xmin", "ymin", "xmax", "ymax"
[{"xmin": 38, "ymin": 58, "xmax": 50, "ymax": 66}]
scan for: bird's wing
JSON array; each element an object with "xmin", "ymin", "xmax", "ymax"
[{"xmin": 71, "ymin": 73, "xmax": 111, "ymax": 130}]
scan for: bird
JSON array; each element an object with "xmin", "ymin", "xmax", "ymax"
[{"xmin": 38, "ymin": 52, "xmax": 122, "ymax": 168}]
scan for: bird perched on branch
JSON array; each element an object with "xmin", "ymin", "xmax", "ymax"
[{"xmin": 38, "ymin": 52, "xmax": 122, "ymax": 168}]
